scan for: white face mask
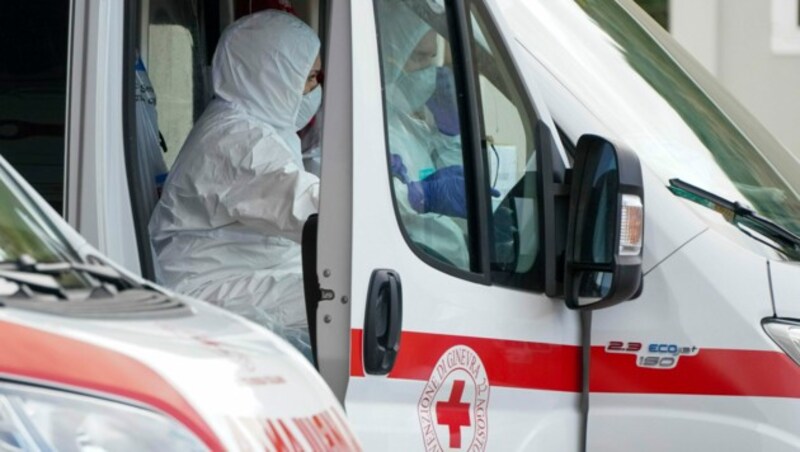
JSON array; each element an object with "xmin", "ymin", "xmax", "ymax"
[
  {"xmin": 391, "ymin": 65, "xmax": 437, "ymax": 115},
  {"xmin": 295, "ymin": 86, "xmax": 322, "ymax": 131}
]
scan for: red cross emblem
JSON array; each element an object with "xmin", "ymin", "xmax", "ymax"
[
  {"xmin": 418, "ymin": 346, "xmax": 490, "ymax": 451},
  {"xmin": 436, "ymin": 380, "xmax": 471, "ymax": 448}
]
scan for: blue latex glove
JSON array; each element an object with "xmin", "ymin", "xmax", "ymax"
[
  {"xmin": 426, "ymin": 67, "xmax": 460, "ymax": 136},
  {"xmin": 391, "ymin": 154, "xmax": 500, "ymax": 219},
  {"xmin": 390, "ymin": 153, "xmax": 409, "ymax": 184},
  {"xmin": 408, "ymin": 165, "xmax": 467, "ymax": 218}
]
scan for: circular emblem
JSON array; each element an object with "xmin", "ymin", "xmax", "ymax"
[{"xmin": 417, "ymin": 345, "xmax": 490, "ymax": 451}]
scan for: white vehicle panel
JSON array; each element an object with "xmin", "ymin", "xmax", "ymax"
[
  {"xmin": 66, "ymin": 0, "xmax": 140, "ymax": 274},
  {"xmin": 594, "ymin": 229, "xmax": 774, "ymax": 350},
  {"xmin": 589, "ymin": 228, "xmax": 800, "ymax": 451},
  {"xmin": 347, "ymin": 378, "xmax": 580, "ymax": 451},
  {"xmin": 589, "ymin": 393, "xmax": 800, "ymax": 452},
  {"xmin": 506, "ymin": 22, "xmax": 710, "ymax": 274},
  {"xmin": 769, "ymin": 260, "xmax": 800, "ymax": 318}
]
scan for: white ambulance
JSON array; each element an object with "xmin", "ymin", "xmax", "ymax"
[
  {"xmin": 0, "ymin": 156, "xmax": 359, "ymax": 450},
  {"xmin": 2, "ymin": 0, "xmax": 799, "ymax": 451}
]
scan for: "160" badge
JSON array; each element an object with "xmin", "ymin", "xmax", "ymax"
[{"xmin": 605, "ymin": 341, "xmax": 699, "ymax": 369}]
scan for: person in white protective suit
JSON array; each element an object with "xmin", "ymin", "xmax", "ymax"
[
  {"xmin": 148, "ymin": 10, "xmax": 322, "ymax": 358},
  {"xmin": 378, "ymin": 0, "xmax": 471, "ymax": 270}
]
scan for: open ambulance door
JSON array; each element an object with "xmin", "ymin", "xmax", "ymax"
[
  {"xmin": 313, "ymin": 0, "xmax": 584, "ymax": 449},
  {"xmin": 66, "ymin": 0, "xmax": 322, "ymax": 278},
  {"xmin": 64, "ymin": 0, "xmax": 141, "ymax": 273}
]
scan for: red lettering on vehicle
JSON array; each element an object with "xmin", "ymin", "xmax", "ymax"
[
  {"xmin": 607, "ymin": 341, "xmax": 624, "ymax": 351},
  {"xmin": 228, "ymin": 407, "xmax": 361, "ymax": 451},
  {"xmin": 264, "ymin": 419, "xmax": 306, "ymax": 452}
]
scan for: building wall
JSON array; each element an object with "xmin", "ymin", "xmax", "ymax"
[{"xmin": 671, "ymin": 0, "xmax": 800, "ymax": 158}]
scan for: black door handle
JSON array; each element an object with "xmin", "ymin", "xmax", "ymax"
[{"xmin": 363, "ymin": 269, "xmax": 402, "ymax": 375}]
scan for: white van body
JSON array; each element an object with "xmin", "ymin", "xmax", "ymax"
[
  {"xmin": 0, "ymin": 157, "xmax": 359, "ymax": 450},
  {"xmin": 4, "ymin": 0, "xmax": 800, "ymax": 450}
]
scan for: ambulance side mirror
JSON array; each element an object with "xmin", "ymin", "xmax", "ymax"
[{"xmin": 564, "ymin": 135, "xmax": 644, "ymax": 310}]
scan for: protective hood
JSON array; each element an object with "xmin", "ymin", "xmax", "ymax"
[
  {"xmin": 376, "ymin": 1, "xmax": 433, "ymax": 84},
  {"xmin": 212, "ymin": 10, "xmax": 320, "ymax": 130}
]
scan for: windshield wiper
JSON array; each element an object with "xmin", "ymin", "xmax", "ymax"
[
  {"xmin": 0, "ymin": 255, "xmax": 138, "ymax": 291},
  {"xmin": 0, "ymin": 270, "xmax": 66, "ymax": 299},
  {"xmin": 668, "ymin": 179, "xmax": 800, "ymax": 259}
]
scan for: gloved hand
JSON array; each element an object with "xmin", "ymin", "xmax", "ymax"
[
  {"xmin": 390, "ymin": 153, "xmax": 410, "ymax": 184},
  {"xmin": 391, "ymin": 154, "xmax": 500, "ymax": 219},
  {"xmin": 408, "ymin": 165, "xmax": 468, "ymax": 218}
]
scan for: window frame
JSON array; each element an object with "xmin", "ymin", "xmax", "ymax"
[
  {"xmin": 450, "ymin": 0, "xmax": 494, "ymax": 280},
  {"xmin": 373, "ymin": 0, "xmax": 550, "ymax": 287},
  {"xmin": 468, "ymin": 0, "xmax": 550, "ymax": 293},
  {"xmin": 123, "ymin": 0, "xmax": 156, "ymax": 279},
  {"xmin": 373, "ymin": 0, "xmax": 492, "ymax": 284},
  {"xmin": 123, "ymin": 0, "xmax": 213, "ymax": 279}
]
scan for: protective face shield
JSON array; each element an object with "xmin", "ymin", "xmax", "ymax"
[
  {"xmin": 295, "ymin": 86, "xmax": 322, "ymax": 131},
  {"xmin": 391, "ymin": 65, "xmax": 437, "ymax": 115}
]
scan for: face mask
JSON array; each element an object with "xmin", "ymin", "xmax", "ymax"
[
  {"xmin": 391, "ymin": 65, "xmax": 437, "ymax": 115},
  {"xmin": 295, "ymin": 86, "xmax": 322, "ymax": 131}
]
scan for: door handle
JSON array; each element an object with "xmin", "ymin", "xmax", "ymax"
[{"xmin": 363, "ymin": 269, "xmax": 402, "ymax": 375}]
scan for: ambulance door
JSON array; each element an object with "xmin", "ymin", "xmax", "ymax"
[
  {"xmin": 64, "ymin": 0, "xmax": 140, "ymax": 273},
  {"xmin": 330, "ymin": 0, "xmax": 582, "ymax": 449}
]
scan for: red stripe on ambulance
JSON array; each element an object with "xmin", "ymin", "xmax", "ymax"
[
  {"xmin": 351, "ymin": 329, "xmax": 800, "ymax": 398},
  {"xmin": 351, "ymin": 329, "xmax": 582, "ymax": 392},
  {"xmin": 0, "ymin": 320, "xmax": 224, "ymax": 450}
]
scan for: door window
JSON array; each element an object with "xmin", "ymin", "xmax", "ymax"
[
  {"xmin": 0, "ymin": 2, "xmax": 70, "ymax": 214},
  {"xmin": 470, "ymin": 3, "xmax": 544, "ymax": 291},
  {"xmin": 374, "ymin": 0, "xmax": 472, "ymax": 272},
  {"xmin": 375, "ymin": 0, "xmax": 547, "ymax": 287}
]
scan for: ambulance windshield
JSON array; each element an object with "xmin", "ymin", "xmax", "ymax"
[
  {"xmin": 516, "ymin": 0, "xmax": 800, "ymax": 239},
  {"xmin": 0, "ymin": 162, "xmax": 88, "ymax": 288}
]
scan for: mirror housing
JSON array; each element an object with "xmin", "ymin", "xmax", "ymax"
[{"xmin": 564, "ymin": 135, "xmax": 644, "ymax": 310}]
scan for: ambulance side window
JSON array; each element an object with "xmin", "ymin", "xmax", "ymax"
[
  {"xmin": 0, "ymin": 2, "xmax": 71, "ymax": 214},
  {"xmin": 147, "ymin": 0, "xmax": 208, "ymax": 167},
  {"xmin": 471, "ymin": 3, "xmax": 544, "ymax": 292},
  {"xmin": 375, "ymin": 1, "xmax": 474, "ymax": 272}
]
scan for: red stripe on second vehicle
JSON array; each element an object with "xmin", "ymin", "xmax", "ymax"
[
  {"xmin": 591, "ymin": 346, "xmax": 800, "ymax": 398},
  {"xmin": 351, "ymin": 329, "xmax": 800, "ymax": 398},
  {"xmin": 350, "ymin": 329, "xmax": 582, "ymax": 392},
  {"xmin": 0, "ymin": 320, "xmax": 224, "ymax": 451}
]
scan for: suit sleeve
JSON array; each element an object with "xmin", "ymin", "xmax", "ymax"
[{"xmin": 218, "ymin": 133, "xmax": 320, "ymax": 243}]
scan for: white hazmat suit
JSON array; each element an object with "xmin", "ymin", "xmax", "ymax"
[{"xmin": 148, "ymin": 11, "xmax": 320, "ymax": 357}]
